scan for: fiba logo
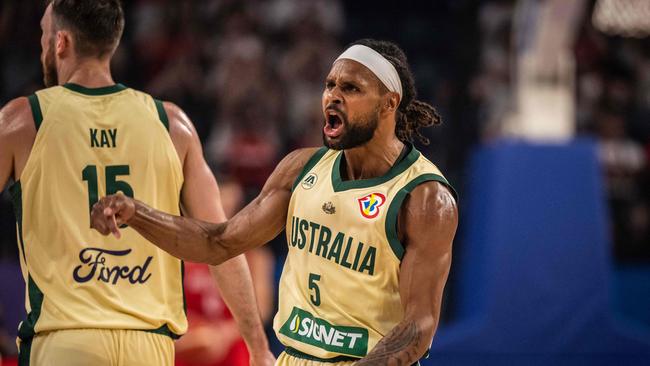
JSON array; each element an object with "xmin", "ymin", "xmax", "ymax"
[
  {"xmin": 357, "ymin": 193, "xmax": 386, "ymax": 219},
  {"xmin": 301, "ymin": 173, "xmax": 318, "ymax": 190}
]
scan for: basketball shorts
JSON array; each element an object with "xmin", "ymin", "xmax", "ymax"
[
  {"xmin": 275, "ymin": 348, "xmax": 357, "ymax": 366},
  {"xmin": 18, "ymin": 328, "xmax": 174, "ymax": 366}
]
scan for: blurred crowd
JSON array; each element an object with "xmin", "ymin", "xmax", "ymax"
[
  {"xmin": 470, "ymin": 0, "xmax": 650, "ymax": 261},
  {"xmin": 0, "ymin": 0, "xmax": 648, "ymax": 361},
  {"xmin": 575, "ymin": 20, "xmax": 650, "ymax": 261}
]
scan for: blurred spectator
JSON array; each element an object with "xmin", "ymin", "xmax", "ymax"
[
  {"xmin": 573, "ymin": 14, "xmax": 650, "ymax": 260},
  {"xmin": 596, "ymin": 108, "xmax": 648, "ymax": 259}
]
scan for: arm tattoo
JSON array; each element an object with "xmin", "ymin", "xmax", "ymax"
[{"xmin": 356, "ymin": 320, "xmax": 422, "ymax": 366}]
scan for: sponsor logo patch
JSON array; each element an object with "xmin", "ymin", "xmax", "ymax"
[
  {"xmin": 279, "ymin": 307, "xmax": 368, "ymax": 357},
  {"xmin": 73, "ymin": 247, "xmax": 153, "ymax": 285}
]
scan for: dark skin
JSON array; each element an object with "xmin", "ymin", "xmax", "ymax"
[{"xmin": 92, "ymin": 59, "xmax": 458, "ymax": 365}]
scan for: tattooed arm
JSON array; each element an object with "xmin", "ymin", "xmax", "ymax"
[{"xmin": 357, "ymin": 181, "xmax": 458, "ymax": 366}]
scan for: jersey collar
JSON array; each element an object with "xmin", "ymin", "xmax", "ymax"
[
  {"xmin": 63, "ymin": 83, "xmax": 127, "ymax": 96},
  {"xmin": 331, "ymin": 143, "xmax": 420, "ymax": 192}
]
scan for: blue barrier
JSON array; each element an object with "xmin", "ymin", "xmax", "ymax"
[{"xmin": 426, "ymin": 140, "xmax": 650, "ymax": 365}]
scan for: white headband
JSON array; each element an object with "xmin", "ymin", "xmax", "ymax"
[{"xmin": 335, "ymin": 44, "xmax": 403, "ymax": 99}]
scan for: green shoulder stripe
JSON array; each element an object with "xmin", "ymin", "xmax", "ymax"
[
  {"xmin": 154, "ymin": 99, "xmax": 169, "ymax": 131},
  {"xmin": 385, "ymin": 174, "xmax": 457, "ymax": 260},
  {"xmin": 27, "ymin": 94, "xmax": 43, "ymax": 131},
  {"xmin": 291, "ymin": 147, "xmax": 329, "ymax": 192}
]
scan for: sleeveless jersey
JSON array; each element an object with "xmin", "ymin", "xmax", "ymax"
[
  {"xmin": 9, "ymin": 83, "xmax": 187, "ymax": 342},
  {"xmin": 273, "ymin": 145, "xmax": 456, "ymax": 360}
]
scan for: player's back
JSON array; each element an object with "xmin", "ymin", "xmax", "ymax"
[{"xmin": 10, "ymin": 83, "xmax": 187, "ymax": 342}]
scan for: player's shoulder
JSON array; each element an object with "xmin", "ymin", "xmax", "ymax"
[
  {"xmin": 162, "ymin": 101, "xmax": 194, "ymax": 136},
  {"xmin": 278, "ymin": 147, "xmax": 326, "ymax": 177},
  {"xmin": 0, "ymin": 97, "xmax": 36, "ymax": 137},
  {"xmin": 285, "ymin": 147, "xmax": 323, "ymax": 164},
  {"xmin": 266, "ymin": 147, "xmax": 323, "ymax": 191},
  {"xmin": 159, "ymin": 100, "xmax": 197, "ymax": 149},
  {"xmin": 406, "ymin": 180, "xmax": 458, "ymax": 219}
]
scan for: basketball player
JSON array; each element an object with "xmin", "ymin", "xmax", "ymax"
[
  {"xmin": 0, "ymin": 1, "xmax": 274, "ymax": 365},
  {"xmin": 92, "ymin": 39, "xmax": 459, "ymax": 365}
]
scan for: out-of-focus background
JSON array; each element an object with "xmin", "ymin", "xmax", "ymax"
[{"xmin": 1, "ymin": 0, "xmax": 649, "ymax": 365}]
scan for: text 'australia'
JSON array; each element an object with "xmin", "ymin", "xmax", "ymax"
[{"xmin": 289, "ymin": 216, "xmax": 376, "ymax": 275}]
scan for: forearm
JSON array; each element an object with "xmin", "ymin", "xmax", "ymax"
[
  {"xmin": 209, "ymin": 256, "xmax": 269, "ymax": 354},
  {"xmin": 128, "ymin": 201, "xmax": 231, "ymax": 264},
  {"xmin": 356, "ymin": 318, "xmax": 432, "ymax": 366}
]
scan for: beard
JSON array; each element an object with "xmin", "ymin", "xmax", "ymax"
[
  {"xmin": 322, "ymin": 107, "xmax": 379, "ymax": 150},
  {"xmin": 42, "ymin": 41, "xmax": 58, "ymax": 87}
]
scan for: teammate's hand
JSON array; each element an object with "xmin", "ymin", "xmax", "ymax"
[
  {"xmin": 91, "ymin": 192, "xmax": 136, "ymax": 239},
  {"xmin": 248, "ymin": 349, "xmax": 276, "ymax": 366}
]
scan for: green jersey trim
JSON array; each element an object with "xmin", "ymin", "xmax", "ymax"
[
  {"xmin": 154, "ymin": 99, "xmax": 170, "ymax": 131},
  {"xmin": 63, "ymin": 83, "xmax": 127, "ymax": 96},
  {"xmin": 331, "ymin": 143, "xmax": 420, "ymax": 192},
  {"xmin": 27, "ymin": 94, "xmax": 43, "ymax": 131},
  {"xmin": 292, "ymin": 147, "xmax": 329, "ymax": 192},
  {"xmin": 17, "ymin": 334, "xmax": 33, "ymax": 366},
  {"xmin": 17, "ymin": 276, "xmax": 45, "ymax": 341},
  {"xmin": 385, "ymin": 173, "xmax": 456, "ymax": 260},
  {"xmin": 144, "ymin": 324, "xmax": 182, "ymax": 340},
  {"xmin": 10, "ymin": 181, "xmax": 46, "ymax": 342},
  {"xmin": 284, "ymin": 347, "xmax": 360, "ymax": 363},
  {"xmin": 9, "ymin": 182, "xmax": 26, "ymax": 263}
]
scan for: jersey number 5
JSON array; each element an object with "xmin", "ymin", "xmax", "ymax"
[
  {"xmin": 82, "ymin": 165, "xmax": 134, "ymax": 226},
  {"xmin": 309, "ymin": 273, "xmax": 321, "ymax": 306}
]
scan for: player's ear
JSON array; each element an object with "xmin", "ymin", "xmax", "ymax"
[
  {"xmin": 55, "ymin": 30, "xmax": 73, "ymax": 58},
  {"xmin": 384, "ymin": 92, "xmax": 400, "ymax": 113}
]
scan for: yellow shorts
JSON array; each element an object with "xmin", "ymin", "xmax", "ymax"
[
  {"xmin": 19, "ymin": 328, "xmax": 174, "ymax": 366},
  {"xmin": 275, "ymin": 348, "xmax": 358, "ymax": 366}
]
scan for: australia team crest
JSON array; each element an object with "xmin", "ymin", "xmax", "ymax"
[{"xmin": 357, "ymin": 193, "xmax": 386, "ymax": 219}]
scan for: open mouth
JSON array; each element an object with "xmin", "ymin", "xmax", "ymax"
[{"xmin": 324, "ymin": 110, "xmax": 344, "ymax": 138}]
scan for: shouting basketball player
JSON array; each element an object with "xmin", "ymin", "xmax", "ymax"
[
  {"xmin": 92, "ymin": 39, "xmax": 459, "ymax": 365},
  {"xmin": 0, "ymin": 1, "xmax": 274, "ymax": 365}
]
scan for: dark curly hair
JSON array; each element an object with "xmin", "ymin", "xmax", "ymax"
[{"xmin": 349, "ymin": 39, "xmax": 442, "ymax": 144}]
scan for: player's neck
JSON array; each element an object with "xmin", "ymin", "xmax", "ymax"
[
  {"xmin": 342, "ymin": 135, "xmax": 405, "ymax": 182},
  {"xmin": 58, "ymin": 58, "xmax": 115, "ymax": 88}
]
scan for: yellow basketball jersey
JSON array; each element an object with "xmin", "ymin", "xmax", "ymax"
[
  {"xmin": 273, "ymin": 145, "xmax": 456, "ymax": 360},
  {"xmin": 9, "ymin": 83, "xmax": 187, "ymax": 343}
]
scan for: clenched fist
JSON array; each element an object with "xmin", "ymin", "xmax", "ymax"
[{"xmin": 91, "ymin": 192, "xmax": 136, "ymax": 239}]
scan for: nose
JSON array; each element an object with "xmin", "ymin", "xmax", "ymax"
[{"xmin": 325, "ymin": 87, "xmax": 343, "ymax": 107}]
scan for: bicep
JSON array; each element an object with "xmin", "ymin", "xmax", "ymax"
[{"xmin": 398, "ymin": 182, "xmax": 458, "ymax": 329}]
